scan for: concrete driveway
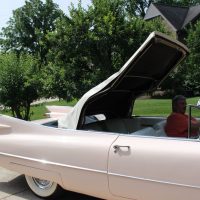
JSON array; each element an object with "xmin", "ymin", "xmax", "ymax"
[{"xmin": 0, "ymin": 167, "xmax": 102, "ymax": 200}]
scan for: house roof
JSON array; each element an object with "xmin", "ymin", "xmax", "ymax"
[
  {"xmin": 144, "ymin": 3, "xmax": 200, "ymax": 31},
  {"xmin": 182, "ymin": 5, "xmax": 200, "ymax": 28}
]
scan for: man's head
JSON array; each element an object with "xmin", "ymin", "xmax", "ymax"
[{"xmin": 172, "ymin": 95, "xmax": 187, "ymax": 114}]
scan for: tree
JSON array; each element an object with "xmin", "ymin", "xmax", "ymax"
[
  {"xmin": 0, "ymin": 0, "xmax": 170, "ymax": 104},
  {"xmin": 46, "ymin": 0, "xmax": 169, "ymax": 99},
  {"xmin": 0, "ymin": 0, "xmax": 63, "ymax": 65},
  {"xmin": 184, "ymin": 20, "xmax": 200, "ymax": 95},
  {"xmin": 125, "ymin": 0, "xmax": 152, "ymax": 18},
  {"xmin": 0, "ymin": 53, "xmax": 41, "ymax": 120},
  {"xmin": 41, "ymin": 63, "xmax": 76, "ymax": 101},
  {"xmin": 45, "ymin": 4, "xmax": 93, "ymax": 99},
  {"xmin": 160, "ymin": 19, "xmax": 200, "ymax": 97}
]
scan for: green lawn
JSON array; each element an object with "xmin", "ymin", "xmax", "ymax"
[
  {"xmin": 0, "ymin": 99, "xmax": 77, "ymax": 121},
  {"xmin": 134, "ymin": 97, "xmax": 200, "ymax": 117},
  {"xmin": 1, "ymin": 97, "xmax": 200, "ymax": 120}
]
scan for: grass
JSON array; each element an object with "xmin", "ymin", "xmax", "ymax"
[
  {"xmin": 0, "ymin": 99, "xmax": 77, "ymax": 121},
  {"xmin": 134, "ymin": 98, "xmax": 171, "ymax": 116},
  {"xmin": 134, "ymin": 96, "xmax": 200, "ymax": 117},
  {"xmin": 1, "ymin": 97, "xmax": 200, "ymax": 120}
]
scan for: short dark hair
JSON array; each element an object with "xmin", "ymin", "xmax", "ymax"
[{"xmin": 172, "ymin": 95, "xmax": 186, "ymax": 112}]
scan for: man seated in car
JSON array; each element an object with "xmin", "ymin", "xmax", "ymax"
[{"xmin": 165, "ymin": 95, "xmax": 200, "ymax": 138}]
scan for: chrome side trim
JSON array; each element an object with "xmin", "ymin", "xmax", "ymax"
[
  {"xmin": 1, "ymin": 152, "xmax": 199, "ymax": 189},
  {"xmin": 10, "ymin": 162, "xmax": 51, "ymax": 172},
  {"xmin": 109, "ymin": 172, "xmax": 200, "ymax": 189},
  {"xmin": 0, "ymin": 152, "xmax": 106, "ymax": 175}
]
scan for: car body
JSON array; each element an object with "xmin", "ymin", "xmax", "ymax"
[{"xmin": 1, "ymin": 32, "xmax": 199, "ymax": 200}]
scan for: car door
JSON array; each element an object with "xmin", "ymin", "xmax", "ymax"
[{"xmin": 108, "ymin": 135, "xmax": 200, "ymax": 200}]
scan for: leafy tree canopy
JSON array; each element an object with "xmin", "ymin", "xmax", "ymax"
[
  {"xmin": 0, "ymin": 0, "xmax": 63, "ymax": 65},
  {"xmin": 125, "ymin": 0, "xmax": 153, "ymax": 18},
  {"xmin": 46, "ymin": 0, "xmax": 169, "ymax": 99},
  {"xmin": 0, "ymin": 53, "xmax": 41, "ymax": 120},
  {"xmin": 184, "ymin": 20, "xmax": 200, "ymax": 94}
]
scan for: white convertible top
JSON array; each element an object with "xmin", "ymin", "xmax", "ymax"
[
  {"xmin": 58, "ymin": 32, "xmax": 188, "ymax": 129},
  {"xmin": 58, "ymin": 66, "xmax": 122, "ymax": 129}
]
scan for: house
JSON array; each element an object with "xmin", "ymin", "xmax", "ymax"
[{"xmin": 144, "ymin": 3, "xmax": 200, "ymax": 43}]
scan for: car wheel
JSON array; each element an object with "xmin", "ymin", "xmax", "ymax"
[{"xmin": 25, "ymin": 175, "xmax": 63, "ymax": 199}]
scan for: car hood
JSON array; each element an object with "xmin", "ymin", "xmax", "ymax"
[{"xmin": 59, "ymin": 31, "xmax": 189, "ymax": 130}]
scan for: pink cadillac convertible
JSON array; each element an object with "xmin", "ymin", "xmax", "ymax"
[{"xmin": 1, "ymin": 32, "xmax": 199, "ymax": 200}]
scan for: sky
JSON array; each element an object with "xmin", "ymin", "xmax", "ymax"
[{"xmin": 0, "ymin": 0, "xmax": 91, "ymax": 31}]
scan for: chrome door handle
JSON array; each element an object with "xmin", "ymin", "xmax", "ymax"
[{"xmin": 113, "ymin": 145, "xmax": 130, "ymax": 153}]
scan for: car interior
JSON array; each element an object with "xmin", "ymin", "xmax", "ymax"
[
  {"xmin": 82, "ymin": 116, "xmax": 167, "ymax": 137},
  {"xmin": 82, "ymin": 103, "xmax": 200, "ymax": 138},
  {"xmin": 43, "ymin": 104, "xmax": 200, "ymax": 138},
  {"xmin": 43, "ymin": 115, "xmax": 167, "ymax": 137}
]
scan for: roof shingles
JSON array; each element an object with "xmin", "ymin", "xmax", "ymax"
[{"xmin": 145, "ymin": 3, "xmax": 200, "ymax": 31}]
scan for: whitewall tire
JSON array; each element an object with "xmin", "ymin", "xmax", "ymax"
[{"xmin": 25, "ymin": 175, "xmax": 62, "ymax": 199}]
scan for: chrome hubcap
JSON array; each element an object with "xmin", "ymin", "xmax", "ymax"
[{"xmin": 32, "ymin": 178, "xmax": 53, "ymax": 189}]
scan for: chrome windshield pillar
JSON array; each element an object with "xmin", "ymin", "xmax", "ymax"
[{"xmin": 187, "ymin": 104, "xmax": 200, "ymax": 138}]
